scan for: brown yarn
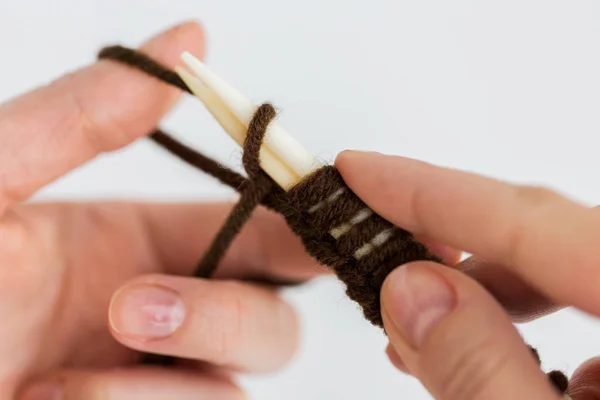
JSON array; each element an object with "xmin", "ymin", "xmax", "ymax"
[
  {"xmin": 530, "ymin": 346, "xmax": 570, "ymax": 395},
  {"xmin": 548, "ymin": 370, "xmax": 570, "ymax": 394},
  {"xmin": 194, "ymin": 104, "xmax": 278, "ymax": 279},
  {"xmin": 97, "ymin": 45, "xmax": 569, "ymax": 395}
]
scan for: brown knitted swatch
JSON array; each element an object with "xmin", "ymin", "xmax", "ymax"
[{"xmin": 97, "ymin": 45, "xmax": 569, "ymax": 396}]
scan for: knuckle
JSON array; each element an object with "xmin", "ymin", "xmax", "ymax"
[
  {"xmin": 513, "ymin": 185, "xmax": 558, "ymax": 209},
  {"xmin": 61, "ymin": 73, "xmax": 127, "ymax": 154},
  {"xmin": 425, "ymin": 334, "xmax": 510, "ymax": 400},
  {"xmin": 59, "ymin": 73, "xmax": 93, "ymax": 135},
  {"xmin": 67, "ymin": 89, "xmax": 104, "ymax": 153}
]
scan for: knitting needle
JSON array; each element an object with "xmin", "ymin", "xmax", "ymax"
[
  {"xmin": 176, "ymin": 57, "xmax": 575, "ymax": 396},
  {"xmin": 179, "ymin": 52, "xmax": 321, "ymax": 180},
  {"xmin": 175, "ymin": 66, "xmax": 299, "ymax": 190}
]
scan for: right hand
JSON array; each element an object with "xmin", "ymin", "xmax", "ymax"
[{"xmin": 337, "ymin": 150, "xmax": 600, "ymax": 399}]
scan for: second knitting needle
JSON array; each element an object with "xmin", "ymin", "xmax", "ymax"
[
  {"xmin": 179, "ymin": 52, "xmax": 321, "ymax": 180},
  {"xmin": 176, "ymin": 66, "xmax": 299, "ymax": 190}
]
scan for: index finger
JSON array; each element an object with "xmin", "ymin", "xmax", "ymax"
[
  {"xmin": 336, "ymin": 150, "xmax": 600, "ymax": 317},
  {"xmin": 0, "ymin": 21, "xmax": 204, "ymax": 214}
]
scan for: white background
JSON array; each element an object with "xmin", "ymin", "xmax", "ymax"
[{"xmin": 2, "ymin": 1, "xmax": 600, "ymax": 399}]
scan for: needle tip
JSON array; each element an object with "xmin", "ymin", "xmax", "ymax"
[{"xmin": 181, "ymin": 51, "xmax": 203, "ymax": 68}]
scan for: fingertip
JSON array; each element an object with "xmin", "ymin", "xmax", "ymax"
[
  {"xmin": 385, "ymin": 342, "xmax": 410, "ymax": 374},
  {"xmin": 140, "ymin": 19, "xmax": 206, "ymax": 68},
  {"xmin": 380, "ymin": 261, "xmax": 442, "ymax": 308},
  {"xmin": 108, "ymin": 276, "xmax": 187, "ymax": 346},
  {"xmin": 82, "ymin": 20, "xmax": 207, "ymax": 152},
  {"xmin": 333, "ymin": 149, "xmax": 354, "ymax": 164},
  {"xmin": 334, "ymin": 150, "xmax": 430, "ymax": 235},
  {"xmin": 109, "ymin": 275, "xmax": 299, "ymax": 372},
  {"xmin": 569, "ymin": 357, "xmax": 600, "ymax": 399},
  {"xmin": 334, "ymin": 150, "xmax": 382, "ymax": 171},
  {"xmin": 380, "ymin": 263, "xmax": 403, "ymax": 309},
  {"xmin": 381, "ymin": 261, "xmax": 561, "ymax": 399}
]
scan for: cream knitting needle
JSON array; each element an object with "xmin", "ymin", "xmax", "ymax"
[
  {"xmin": 175, "ymin": 66, "xmax": 299, "ymax": 190},
  {"xmin": 179, "ymin": 51, "xmax": 321, "ymax": 180}
]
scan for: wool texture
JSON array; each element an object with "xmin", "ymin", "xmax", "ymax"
[{"xmin": 97, "ymin": 45, "xmax": 569, "ymax": 396}]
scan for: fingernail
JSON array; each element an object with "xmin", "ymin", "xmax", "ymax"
[
  {"xmin": 109, "ymin": 283, "xmax": 186, "ymax": 340},
  {"xmin": 384, "ymin": 266, "xmax": 456, "ymax": 348},
  {"xmin": 21, "ymin": 380, "xmax": 63, "ymax": 400},
  {"xmin": 340, "ymin": 149, "xmax": 383, "ymax": 157},
  {"xmin": 353, "ymin": 150, "xmax": 383, "ymax": 155}
]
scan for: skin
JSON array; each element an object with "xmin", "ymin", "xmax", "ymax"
[
  {"xmin": 0, "ymin": 19, "xmax": 454, "ymax": 400},
  {"xmin": 2, "ymin": 21, "xmax": 331, "ymax": 400},
  {"xmin": 2, "ymin": 18, "xmax": 597, "ymax": 400},
  {"xmin": 336, "ymin": 151, "xmax": 600, "ymax": 399}
]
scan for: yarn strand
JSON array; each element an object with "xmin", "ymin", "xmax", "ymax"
[
  {"xmin": 149, "ymin": 130, "xmax": 247, "ymax": 190},
  {"xmin": 194, "ymin": 103, "xmax": 277, "ymax": 277},
  {"xmin": 96, "ymin": 45, "xmax": 569, "ymax": 397}
]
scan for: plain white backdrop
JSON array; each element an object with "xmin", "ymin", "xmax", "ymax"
[{"xmin": 2, "ymin": 1, "xmax": 600, "ymax": 399}]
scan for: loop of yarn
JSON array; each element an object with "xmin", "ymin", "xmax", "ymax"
[
  {"xmin": 194, "ymin": 103, "xmax": 277, "ymax": 279},
  {"xmin": 97, "ymin": 45, "xmax": 569, "ymax": 396}
]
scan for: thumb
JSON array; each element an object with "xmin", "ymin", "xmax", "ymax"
[{"xmin": 381, "ymin": 261, "xmax": 563, "ymax": 400}]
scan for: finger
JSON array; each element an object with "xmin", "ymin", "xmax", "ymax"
[
  {"xmin": 0, "ymin": 21, "xmax": 205, "ymax": 213},
  {"xmin": 337, "ymin": 151, "xmax": 600, "ymax": 316},
  {"xmin": 385, "ymin": 342, "xmax": 409, "ymax": 374},
  {"xmin": 380, "ymin": 261, "xmax": 562, "ymax": 399},
  {"xmin": 19, "ymin": 367, "xmax": 244, "ymax": 400},
  {"xmin": 136, "ymin": 201, "xmax": 328, "ymax": 281},
  {"xmin": 107, "ymin": 274, "xmax": 299, "ymax": 372},
  {"xmin": 457, "ymin": 255, "xmax": 563, "ymax": 322},
  {"xmin": 402, "ymin": 234, "xmax": 559, "ymax": 321},
  {"xmin": 413, "ymin": 234, "xmax": 462, "ymax": 266},
  {"xmin": 117, "ymin": 203, "xmax": 459, "ymax": 281},
  {"xmin": 143, "ymin": 205, "xmax": 459, "ymax": 280},
  {"xmin": 395, "ymin": 237, "xmax": 558, "ymax": 321},
  {"xmin": 569, "ymin": 357, "xmax": 600, "ymax": 399},
  {"xmin": 34, "ymin": 201, "xmax": 456, "ymax": 285},
  {"xmin": 27, "ymin": 201, "xmax": 326, "ymax": 284}
]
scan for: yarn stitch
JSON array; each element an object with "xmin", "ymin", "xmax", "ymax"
[{"xmin": 97, "ymin": 45, "xmax": 569, "ymax": 396}]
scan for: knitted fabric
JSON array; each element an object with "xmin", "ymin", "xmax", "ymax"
[{"xmin": 97, "ymin": 45, "xmax": 569, "ymax": 396}]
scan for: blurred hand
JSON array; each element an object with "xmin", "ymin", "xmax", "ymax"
[
  {"xmin": 337, "ymin": 150, "xmax": 600, "ymax": 400},
  {"xmin": 0, "ymin": 21, "xmax": 335, "ymax": 400}
]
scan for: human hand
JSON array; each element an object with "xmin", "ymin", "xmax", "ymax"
[
  {"xmin": 0, "ymin": 21, "xmax": 335, "ymax": 400},
  {"xmin": 336, "ymin": 150, "xmax": 600, "ymax": 400}
]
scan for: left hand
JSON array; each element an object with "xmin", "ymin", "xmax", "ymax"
[{"xmin": 1, "ymin": 21, "xmax": 333, "ymax": 400}]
